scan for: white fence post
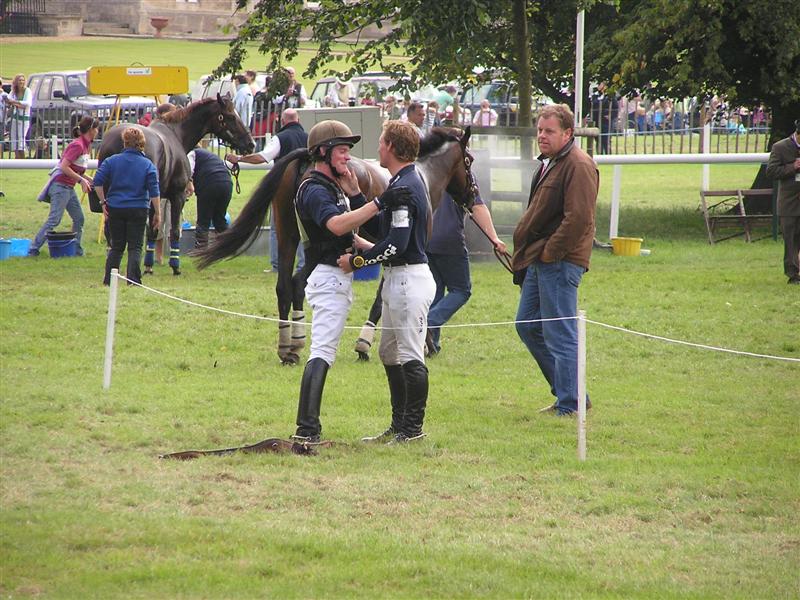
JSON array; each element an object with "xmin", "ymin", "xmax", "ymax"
[
  {"xmin": 103, "ymin": 269, "xmax": 119, "ymax": 390},
  {"xmin": 50, "ymin": 135, "xmax": 58, "ymax": 159},
  {"xmin": 577, "ymin": 309, "xmax": 587, "ymax": 461},
  {"xmin": 702, "ymin": 121, "xmax": 711, "ymax": 191},
  {"xmin": 609, "ymin": 164, "xmax": 622, "ymax": 239}
]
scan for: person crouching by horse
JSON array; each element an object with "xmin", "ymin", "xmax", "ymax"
[
  {"xmin": 94, "ymin": 127, "xmax": 161, "ymax": 286},
  {"xmin": 28, "ymin": 116, "xmax": 98, "ymax": 257},
  {"xmin": 186, "ymin": 147, "xmax": 233, "ymax": 249},
  {"xmin": 291, "ymin": 120, "xmax": 384, "ymax": 444},
  {"xmin": 338, "ymin": 121, "xmax": 436, "ymax": 444}
]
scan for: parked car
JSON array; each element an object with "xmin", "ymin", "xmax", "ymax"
[
  {"xmin": 26, "ymin": 71, "xmax": 156, "ymax": 146},
  {"xmin": 310, "ymin": 72, "xmax": 406, "ymax": 107},
  {"xmin": 191, "ymin": 72, "xmax": 271, "ymax": 101}
]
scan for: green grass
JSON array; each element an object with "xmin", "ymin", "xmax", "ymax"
[{"xmin": 1, "ymin": 162, "xmax": 799, "ymax": 598}]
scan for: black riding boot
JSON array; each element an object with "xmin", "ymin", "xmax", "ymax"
[
  {"xmin": 397, "ymin": 360, "xmax": 429, "ymax": 442},
  {"xmin": 362, "ymin": 364, "xmax": 406, "ymax": 443},
  {"xmin": 293, "ymin": 358, "xmax": 329, "ymax": 442},
  {"xmin": 194, "ymin": 227, "xmax": 209, "ymax": 249}
]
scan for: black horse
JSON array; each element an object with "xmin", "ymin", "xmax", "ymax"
[
  {"xmin": 195, "ymin": 127, "xmax": 478, "ymax": 364},
  {"xmin": 91, "ymin": 95, "xmax": 254, "ymax": 275}
]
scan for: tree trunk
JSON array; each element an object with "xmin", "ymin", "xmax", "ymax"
[
  {"xmin": 767, "ymin": 97, "xmax": 800, "ymax": 150},
  {"xmin": 513, "ymin": 0, "xmax": 533, "ymax": 159}
]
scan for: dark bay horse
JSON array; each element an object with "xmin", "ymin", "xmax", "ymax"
[
  {"xmin": 195, "ymin": 127, "xmax": 478, "ymax": 364},
  {"xmin": 91, "ymin": 95, "xmax": 254, "ymax": 275}
]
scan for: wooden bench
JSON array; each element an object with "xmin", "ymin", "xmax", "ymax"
[{"xmin": 699, "ymin": 188, "xmax": 774, "ymax": 244}]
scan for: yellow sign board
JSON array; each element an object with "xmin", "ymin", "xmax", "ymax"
[{"xmin": 87, "ymin": 66, "xmax": 189, "ymax": 96}]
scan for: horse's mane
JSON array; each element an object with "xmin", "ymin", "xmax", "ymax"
[
  {"xmin": 158, "ymin": 97, "xmax": 222, "ymax": 124},
  {"xmin": 419, "ymin": 127, "xmax": 463, "ymax": 159}
]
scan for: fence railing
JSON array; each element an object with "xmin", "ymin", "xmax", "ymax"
[{"xmin": 0, "ymin": 0, "xmax": 46, "ymax": 35}]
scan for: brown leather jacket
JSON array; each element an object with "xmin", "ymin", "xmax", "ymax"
[
  {"xmin": 512, "ymin": 139, "xmax": 599, "ymax": 272},
  {"xmin": 766, "ymin": 135, "xmax": 800, "ymax": 217}
]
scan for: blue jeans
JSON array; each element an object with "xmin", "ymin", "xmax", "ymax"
[
  {"xmin": 269, "ymin": 210, "xmax": 305, "ymax": 271},
  {"xmin": 515, "ymin": 260, "xmax": 587, "ymax": 414},
  {"xmin": 32, "ymin": 182, "xmax": 85, "ymax": 255},
  {"xmin": 427, "ymin": 252, "xmax": 472, "ymax": 352}
]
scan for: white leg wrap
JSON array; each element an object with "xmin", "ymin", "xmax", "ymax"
[
  {"xmin": 278, "ymin": 322, "xmax": 292, "ymax": 359},
  {"xmin": 291, "ymin": 310, "xmax": 306, "ymax": 351},
  {"xmin": 355, "ymin": 321, "xmax": 376, "ymax": 354}
]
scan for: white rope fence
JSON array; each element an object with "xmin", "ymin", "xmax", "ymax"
[{"xmin": 103, "ymin": 270, "xmax": 800, "ymax": 461}]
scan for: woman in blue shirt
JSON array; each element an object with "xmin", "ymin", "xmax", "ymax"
[{"xmin": 94, "ymin": 127, "xmax": 161, "ymax": 286}]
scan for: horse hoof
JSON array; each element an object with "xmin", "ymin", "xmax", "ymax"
[
  {"xmin": 280, "ymin": 353, "xmax": 300, "ymax": 366},
  {"xmin": 356, "ymin": 351, "xmax": 370, "ymax": 362},
  {"xmin": 172, "ymin": 268, "xmax": 181, "ymax": 276},
  {"xmin": 144, "ymin": 267, "xmax": 153, "ymax": 275}
]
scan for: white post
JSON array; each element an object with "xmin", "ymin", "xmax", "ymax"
[
  {"xmin": 702, "ymin": 121, "xmax": 711, "ymax": 191},
  {"xmin": 103, "ymin": 268, "xmax": 120, "ymax": 389},
  {"xmin": 609, "ymin": 164, "xmax": 622, "ymax": 239},
  {"xmin": 50, "ymin": 135, "xmax": 58, "ymax": 159},
  {"xmin": 574, "ymin": 10, "xmax": 585, "ymax": 127},
  {"xmin": 577, "ymin": 309, "xmax": 587, "ymax": 461}
]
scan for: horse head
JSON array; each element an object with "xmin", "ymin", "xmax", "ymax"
[
  {"xmin": 445, "ymin": 126, "xmax": 479, "ymax": 212},
  {"xmin": 210, "ymin": 93, "xmax": 255, "ymax": 154}
]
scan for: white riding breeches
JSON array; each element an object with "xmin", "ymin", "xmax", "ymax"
[
  {"xmin": 306, "ymin": 264, "xmax": 354, "ymax": 366},
  {"xmin": 378, "ymin": 263, "xmax": 436, "ymax": 365}
]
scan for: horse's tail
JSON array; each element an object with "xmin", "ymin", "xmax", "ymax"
[{"xmin": 194, "ymin": 148, "xmax": 309, "ymax": 270}]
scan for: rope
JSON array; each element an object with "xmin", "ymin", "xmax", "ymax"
[
  {"xmin": 112, "ymin": 273, "xmax": 799, "ymax": 363},
  {"xmin": 227, "ymin": 161, "xmax": 241, "ymax": 194}
]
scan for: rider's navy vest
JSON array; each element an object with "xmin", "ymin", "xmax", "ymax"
[{"xmin": 191, "ymin": 148, "xmax": 231, "ymax": 190}]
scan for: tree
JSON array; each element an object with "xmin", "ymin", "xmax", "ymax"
[
  {"xmin": 220, "ymin": 0, "xmax": 595, "ymax": 129},
  {"xmin": 585, "ymin": 0, "xmax": 800, "ymax": 144}
]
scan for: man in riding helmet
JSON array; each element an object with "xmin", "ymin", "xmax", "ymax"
[
  {"xmin": 291, "ymin": 120, "xmax": 383, "ymax": 443},
  {"xmin": 338, "ymin": 120, "xmax": 436, "ymax": 444}
]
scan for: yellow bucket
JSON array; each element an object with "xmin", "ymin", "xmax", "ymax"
[{"xmin": 611, "ymin": 237, "xmax": 643, "ymax": 256}]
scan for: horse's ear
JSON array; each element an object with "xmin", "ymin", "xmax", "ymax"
[
  {"xmin": 217, "ymin": 93, "xmax": 225, "ymax": 107},
  {"xmin": 461, "ymin": 126, "xmax": 471, "ymax": 147}
]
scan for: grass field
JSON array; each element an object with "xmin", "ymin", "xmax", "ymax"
[
  {"xmin": 1, "ymin": 37, "xmax": 799, "ymax": 599},
  {"xmin": 1, "ymin": 159, "xmax": 799, "ymax": 597}
]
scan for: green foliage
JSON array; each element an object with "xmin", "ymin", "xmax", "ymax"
[{"xmin": 586, "ymin": 0, "xmax": 800, "ymax": 139}]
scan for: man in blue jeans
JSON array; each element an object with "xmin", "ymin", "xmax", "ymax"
[
  {"xmin": 511, "ymin": 104, "xmax": 598, "ymax": 416},
  {"xmin": 426, "ymin": 190, "xmax": 505, "ymax": 355}
]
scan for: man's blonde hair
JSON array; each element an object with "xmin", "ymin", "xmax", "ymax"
[
  {"xmin": 538, "ymin": 104, "xmax": 575, "ymax": 131},
  {"xmin": 122, "ymin": 127, "xmax": 146, "ymax": 151},
  {"xmin": 381, "ymin": 120, "xmax": 419, "ymax": 163}
]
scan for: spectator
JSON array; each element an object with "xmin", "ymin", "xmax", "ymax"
[
  {"xmin": 425, "ymin": 189, "xmax": 505, "ymax": 356},
  {"xmin": 6, "ymin": 74, "xmax": 32, "ymax": 159},
  {"xmin": 279, "ymin": 66, "xmax": 306, "ymax": 109},
  {"xmin": 328, "ymin": 78, "xmax": 354, "ymax": 107},
  {"xmin": 94, "ymin": 127, "xmax": 160, "ymax": 286},
  {"xmin": 226, "ymin": 108, "xmax": 307, "ymax": 272},
  {"xmin": 472, "ymin": 99, "xmax": 498, "ymax": 127},
  {"xmin": 405, "ymin": 101, "xmax": 425, "ymax": 137},
  {"xmin": 511, "ymin": 104, "xmax": 598, "ymax": 416},
  {"xmin": 422, "ymin": 101, "xmax": 441, "ymax": 133},
  {"xmin": 0, "ymin": 77, "xmax": 8, "ymax": 153},
  {"xmin": 246, "ymin": 70, "xmax": 260, "ymax": 97},
  {"xmin": 28, "ymin": 116, "xmax": 98, "ymax": 257},
  {"xmin": 382, "ymin": 95, "xmax": 402, "ymax": 121},
  {"xmin": 589, "ymin": 82, "xmax": 618, "ymax": 154},
  {"xmin": 186, "ymin": 147, "xmax": 233, "ymax": 249},
  {"xmin": 766, "ymin": 120, "xmax": 800, "ymax": 285},
  {"xmin": 233, "ymin": 74, "xmax": 254, "ymax": 129}
]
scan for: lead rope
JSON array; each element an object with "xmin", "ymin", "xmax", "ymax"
[
  {"xmin": 227, "ymin": 161, "xmax": 241, "ymax": 194},
  {"xmin": 463, "ymin": 207, "xmax": 514, "ymax": 273}
]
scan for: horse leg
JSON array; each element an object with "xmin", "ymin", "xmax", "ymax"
[
  {"xmin": 143, "ymin": 202, "xmax": 158, "ymax": 274},
  {"xmin": 169, "ymin": 197, "xmax": 183, "ymax": 275},
  {"xmin": 355, "ymin": 278, "xmax": 384, "ymax": 361},
  {"xmin": 289, "ymin": 258, "xmax": 312, "ymax": 359},
  {"xmin": 276, "ymin": 255, "xmax": 299, "ymax": 364}
]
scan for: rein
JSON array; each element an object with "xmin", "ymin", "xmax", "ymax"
[
  {"xmin": 463, "ymin": 207, "xmax": 514, "ymax": 273},
  {"xmin": 227, "ymin": 160, "xmax": 241, "ymax": 194}
]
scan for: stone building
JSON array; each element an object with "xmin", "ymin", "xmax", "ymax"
[{"xmin": 33, "ymin": 0, "xmax": 256, "ymax": 38}]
